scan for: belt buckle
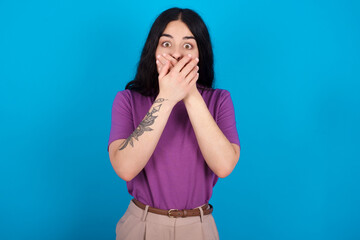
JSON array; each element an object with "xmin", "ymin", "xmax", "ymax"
[{"xmin": 168, "ymin": 209, "xmax": 178, "ymax": 218}]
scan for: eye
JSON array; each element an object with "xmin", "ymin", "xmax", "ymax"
[
  {"xmin": 184, "ymin": 43, "xmax": 193, "ymax": 50},
  {"xmin": 161, "ymin": 41, "xmax": 171, "ymax": 47}
]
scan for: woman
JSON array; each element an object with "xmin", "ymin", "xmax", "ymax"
[{"xmin": 107, "ymin": 7, "xmax": 241, "ymax": 240}]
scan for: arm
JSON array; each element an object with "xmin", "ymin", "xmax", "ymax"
[
  {"xmin": 183, "ymin": 90, "xmax": 240, "ymax": 178},
  {"xmin": 153, "ymin": 53, "xmax": 240, "ymax": 177},
  {"xmin": 109, "ymin": 54, "xmax": 199, "ymax": 182},
  {"xmin": 109, "ymin": 96, "xmax": 176, "ymax": 182}
]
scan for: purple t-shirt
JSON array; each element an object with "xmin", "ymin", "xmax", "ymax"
[{"xmin": 107, "ymin": 87, "xmax": 240, "ymax": 210}]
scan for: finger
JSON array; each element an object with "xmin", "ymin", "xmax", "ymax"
[
  {"xmin": 161, "ymin": 53, "xmax": 177, "ymax": 68},
  {"xmin": 184, "ymin": 65, "xmax": 199, "ymax": 84},
  {"xmin": 156, "ymin": 54, "xmax": 168, "ymax": 66},
  {"xmin": 158, "ymin": 60, "xmax": 170, "ymax": 79},
  {"xmin": 172, "ymin": 54, "xmax": 192, "ymax": 73},
  {"xmin": 188, "ymin": 72, "xmax": 199, "ymax": 86},
  {"xmin": 180, "ymin": 57, "xmax": 199, "ymax": 78},
  {"xmin": 156, "ymin": 59, "xmax": 163, "ymax": 73}
]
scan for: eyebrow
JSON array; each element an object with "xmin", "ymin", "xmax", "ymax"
[{"xmin": 160, "ymin": 33, "xmax": 195, "ymax": 40}]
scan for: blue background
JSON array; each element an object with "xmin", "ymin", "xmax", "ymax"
[{"xmin": 1, "ymin": 0, "xmax": 359, "ymax": 239}]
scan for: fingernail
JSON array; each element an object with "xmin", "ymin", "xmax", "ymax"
[
  {"xmin": 195, "ymin": 57, "xmax": 199, "ymax": 62},
  {"xmin": 156, "ymin": 60, "xmax": 159, "ymax": 64},
  {"xmin": 188, "ymin": 54, "xmax": 192, "ymax": 58},
  {"xmin": 157, "ymin": 55, "xmax": 160, "ymax": 58}
]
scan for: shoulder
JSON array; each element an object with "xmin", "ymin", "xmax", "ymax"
[
  {"xmin": 215, "ymin": 88, "xmax": 231, "ymax": 99},
  {"xmin": 199, "ymin": 86, "xmax": 231, "ymax": 101},
  {"xmin": 114, "ymin": 89, "xmax": 132, "ymax": 99},
  {"xmin": 114, "ymin": 89, "xmax": 147, "ymax": 102}
]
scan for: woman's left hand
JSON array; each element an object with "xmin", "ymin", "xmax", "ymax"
[{"xmin": 182, "ymin": 64, "xmax": 200, "ymax": 103}]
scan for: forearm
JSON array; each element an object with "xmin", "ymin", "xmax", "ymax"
[
  {"xmin": 184, "ymin": 92, "xmax": 238, "ymax": 178},
  {"xmin": 113, "ymin": 96, "xmax": 175, "ymax": 181}
]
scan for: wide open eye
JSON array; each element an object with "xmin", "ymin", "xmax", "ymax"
[
  {"xmin": 161, "ymin": 41, "xmax": 171, "ymax": 47},
  {"xmin": 184, "ymin": 43, "xmax": 193, "ymax": 50}
]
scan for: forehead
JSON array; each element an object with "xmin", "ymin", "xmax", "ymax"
[{"xmin": 161, "ymin": 20, "xmax": 194, "ymax": 37}]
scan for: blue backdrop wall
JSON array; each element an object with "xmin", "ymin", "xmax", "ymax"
[{"xmin": 1, "ymin": 0, "xmax": 359, "ymax": 239}]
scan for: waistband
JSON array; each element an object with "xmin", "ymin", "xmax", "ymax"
[{"xmin": 132, "ymin": 198, "xmax": 213, "ymax": 218}]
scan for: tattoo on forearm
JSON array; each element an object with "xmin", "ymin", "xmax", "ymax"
[
  {"xmin": 118, "ymin": 98, "xmax": 168, "ymax": 150},
  {"xmin": 154, "ymin": 98, "xmax": 167, "ymax": 103}
]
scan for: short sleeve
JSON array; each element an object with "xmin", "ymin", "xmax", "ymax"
[
  {"xmin": 216, "ymin": 90, "xmax": 241, "ymax": 149},
  {"xmin": 107, "ymin": 90, "xmax": 134, "ymax": 152}
]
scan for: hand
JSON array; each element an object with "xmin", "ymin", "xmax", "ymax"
[
  {"xmin": 156, "ymin": 53, "xmax": 200, "ymax": 103},
  {"xmin": 156, "ymin": 53, "xmax": 178, "ymax": 73},
  {"xmin": 183, "ymin": 64, "xmax": 200, "ymax": 103},
  {"xmin": 156, "ymin": 54, "xmax": 199, "ymax": 104}
]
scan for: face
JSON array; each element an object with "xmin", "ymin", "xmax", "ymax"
[{"xmin": 155, "ymin": 20, "xmax": 199, "ymax": 70}]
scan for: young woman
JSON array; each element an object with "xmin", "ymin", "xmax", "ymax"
[{"xmin": 107, "ymin": 7, "xmax": 241, "ymax": 240}]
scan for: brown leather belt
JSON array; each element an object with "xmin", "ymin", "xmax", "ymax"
[{"xmin": 132, "ymin": 198, "xmax": 213, "ymax": 218}]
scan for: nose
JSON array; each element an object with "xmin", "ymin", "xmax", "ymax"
[{"xmin": 171, "ymin": 47, "xmax": 183, "ymax": 61}]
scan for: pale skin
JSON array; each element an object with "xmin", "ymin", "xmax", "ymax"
[{"xmin": 108, "ymin": 20, "xmax": 240, "ymax": 182}]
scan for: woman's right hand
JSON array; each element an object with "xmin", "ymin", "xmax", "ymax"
[{"xmin": 156, "ymin": 53, "xmax": 199, "ymax": 104}]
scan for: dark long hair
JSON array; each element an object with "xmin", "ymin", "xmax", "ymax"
[{"xmin": 125, "ymin": 7, "xmax": 214, "ymax": 97}]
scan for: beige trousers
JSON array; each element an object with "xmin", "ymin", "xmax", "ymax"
[{"xmin": 115, "ymin": 199, "xmax": 220, "ymax": 240}]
